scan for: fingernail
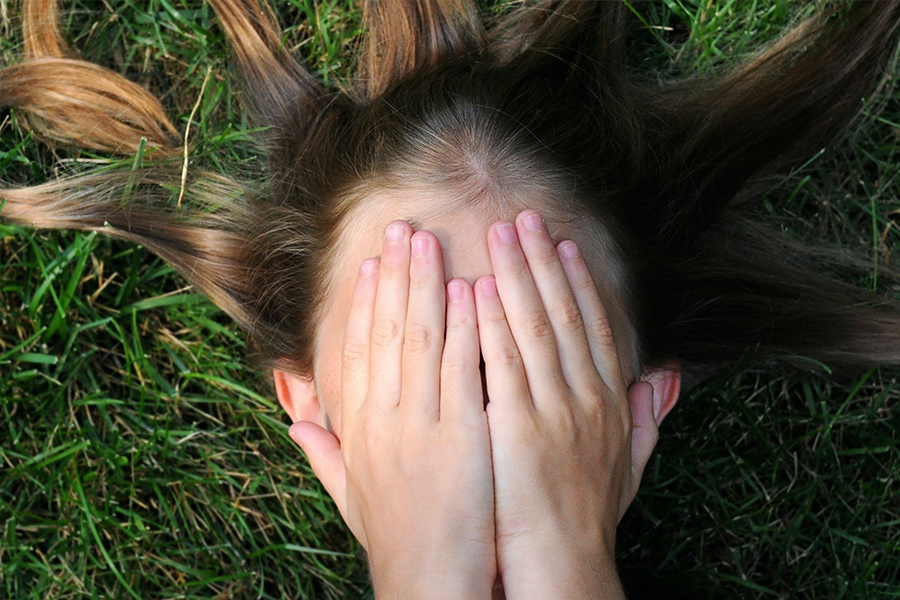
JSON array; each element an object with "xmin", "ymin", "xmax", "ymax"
[
  {"xmin": 411, "ymin": 233, "xmax": 429, "ymax": 256},
  {"xmin": 523, "ymin": 213, "xmax": 543, "ymax": 232},
  {"xmin": 289, "ymin": 422, "xmax": 304, "ymax": 446},
  {"xmin": 495, "ymin": 222, "xmax": 517, "ymax": 245},
  {"xmin": 481, "ymin": 277, "xmax": 498, "ymax": 296},
  {"xmin": 558, "ymin": 241, "xmax": 580, "ymax": 259},
  {"xmin": 448, "ymin": 281, "xmax": 464, "ymax": 303},
  {"xmin": 385, "ymin": 222, "xmax": 406, "ymax": 243},
  {"xmin": 359, "ymin": 258, "xmax": 379, "ymax": 277}
]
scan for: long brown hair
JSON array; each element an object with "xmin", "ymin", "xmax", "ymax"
[{"xmin": 3, "ymin": 0, "xmax": 900, "ymax": 387}]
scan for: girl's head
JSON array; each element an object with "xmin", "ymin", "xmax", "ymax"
[
  {"xmin": 260, "ymin": 45, "xmax": 652, "ymax": 431},
  {"xmin": 4, "ymin": 0, "xmax": 900, "ymax": 435}
]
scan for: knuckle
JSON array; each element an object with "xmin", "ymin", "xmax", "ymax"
[
  {"xmin": 531, "ymin": 243, "xmax": 560, "ymax": 268},
  {"xmin": 484, "ymin": 306, "xmax": 510, "ymax": 325},
  {"xmin": 403, "ymin": 322, "xmax": 433, "ymax": 354},
  {"xmin": 574, "ymin": 268, "xmax": 595, "ymax": 290},
  {"xmin": 586, "ymin": 314, "xmax": 616, "ymax": 348},
  {"xmin": 550, "ymin": 408, "xmax": 578, "ymax": 437},
  {"xmin": 552, "ymin": 300, "xmax": 584, "ymax": 332},
  {"xmin": 371, "ymin": 315, "xmax": 402, "ymax": 347},
  {"xmin": 586, "ymin": 395, "xmax": 630, "ymax": 437},
  {"xmin": 408, "ymin": 267, "xmax": 432, "ymax": 290},
  {"xmin": 532, "ymin": 406, "xmax": 579, "ymax": 451},
  {"xmin": 522, "ymin": 310, "xmax": 555, "ymax": 341},
  {"xmin": 446, "ymin": 310, "xmax": 475, "ymax": 332},
  {"xmin": 341, "ymin": 335, "xmax": 369, "ymax": 366},
  {"xmin": 578, "ymin": 378, "xmax": 608, "ymax": 405},
  {"xmin": 491, "ymin": 342, "xmax": 522, "ymax": 369},
  {"xmin": 441, "ymin": 349, "xmax": 471, "ymax": 375}
]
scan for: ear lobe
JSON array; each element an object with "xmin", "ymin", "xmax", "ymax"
[
  {"xmin": 273, "ymin": 369, "xmax": 323, "ymax": 425},
  {"xmin": 641, "ymin": 360, "xmax": 682, "ymax": 425}
]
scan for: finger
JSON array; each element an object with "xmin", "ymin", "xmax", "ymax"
[
  {"xmin": 557, "ymin": 240, "xmax": 626, "ymax": 395},
  {"xmin": 401, "ymin": 230, "xmax": 445, "ymax": 419},
  {"xmin": 440, "ymin": 278, "xmax": 484, "ymax": 423},
  {"xmin": 289, "ymin": 422, "xmax": 350, "ymax": 528},
  {"xmin": 340, "ymin": 257, "xmax": 380, "ymax": 425},
  {"xmin": 370, "ymin": 220, "xmax": 413, "ymax": 410},
  {"xmin": 488, "ymin": 221, "xmax": 564, "ymax": 404},
  {"xmin": 620, "ymin": 382, "xmax": 657, "ymax": 522},
  {"xmin": 515, "ymin": 210, "xmax": 595, "ymax": 393},
  {"xmin": 474, "ymin": 275, "xmax": 533, "ymax": 413}
]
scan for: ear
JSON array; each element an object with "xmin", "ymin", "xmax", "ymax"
[
  {"xmin": 280, "ymin": 373, "xmax": 349, "ymax": 531},
  {"xmin": 641, "ymin": 360, "xmax": 682, "ymax": 426},
  {"xmin": 273, "ymin": 369, "xmax": 323, "ymax": 425},
  {"xmin": 620, "ymin": 361, "xmax": 682, "ymax": 521}
]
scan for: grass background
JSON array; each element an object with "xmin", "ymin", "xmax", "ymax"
[{"xmin": 1, "ymin": 0, "xmax": 899, "ymax": 598}]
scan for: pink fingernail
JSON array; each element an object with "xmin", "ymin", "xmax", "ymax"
[
  {"xmin": 448, "ymin": 281, "xmax": 464, "ymax": 303},
  {"xmin": 289, "ymin": 422, "xmax": 304, "ymax": 446},
  {"xmin": 411, "ymin": 234, "xmax": 429, "ymax": 256},
  {"xmin": 495, "ymin": 222, "xmax": 517, "ymax": 245},
  {"xmin": 359, "ymin": 259, "xmax": 379, "ymax": 277},
  {"xmin": 559, "ymin": 241, "xmax": 580, "ymax": 259},
  {"xmin": 385, "ymin": 222, "xmax": 405, "ymax": 243},
  {"xmin": 481, "ymin": 277, "xmax": 498, "ymax": 296},
  {"xmin": 523, "ymin": 213, "xmax": 543, "ymax": 232}
]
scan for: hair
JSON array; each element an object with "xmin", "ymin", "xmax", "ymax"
[{"xmin": 3, "ymin": 0, "xmax": 900, "ymax": 388}]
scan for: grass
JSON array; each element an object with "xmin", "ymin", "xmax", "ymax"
[{"xmin": 1, "ymin": 1, "xmax": 899, "ymax": 598}]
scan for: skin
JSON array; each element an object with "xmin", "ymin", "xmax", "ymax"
[
  {"xmin": 476, "ymin": 213, "xmax": 640, "ymax": 599},
  {"xmin": 286, "ymin": 208, "xmax": 679, "ymax": 599},
  {"xmin": 305, "ymin": 191, "xmax": 642, "ymax": 440}
]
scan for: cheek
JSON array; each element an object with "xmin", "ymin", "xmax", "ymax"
[
  {"xmin": 313, "ymin": 271, "xmax": 361, "ymax": 440},
  {"xmin": 314, "ymin": 312, "xmax": 346, "ymax": 439},
  {"xmin": 317, "ymin": 338, "xmax": 344, "ymax": 438}
]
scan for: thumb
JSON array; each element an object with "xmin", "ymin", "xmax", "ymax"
[
  {"xmin": 289, "ymin": 421, "xmax": 348, "ymax": 520},
  {"xmin": 620, "ymin": 381, "xmax": 658, "ymax": 521}
]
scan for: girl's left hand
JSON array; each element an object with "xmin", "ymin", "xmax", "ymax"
[{"xmin": 474, "ymin": 210, "xmax": 657, "ymax": 600}]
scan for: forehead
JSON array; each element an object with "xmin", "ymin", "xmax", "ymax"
[
  {"xmin": 316, "ymin": 188, "xmax": 638, "ymax": 379},
  {"xmin": 337, "ymin": 190, "xmax": 503, "ymax": 283},
  {"xmin": 330, "ymin": 188, "xmax": 610, "ymax": 284}
]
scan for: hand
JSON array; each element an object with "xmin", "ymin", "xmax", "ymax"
[
  {"xmin": 290, "ymin": 221, "xmax": 496, "ymax": 599},
  {"xmin": 474, "ymin": 210, "xmax": 656, "ymax": 600}
]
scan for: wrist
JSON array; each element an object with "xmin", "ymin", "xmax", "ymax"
[
  {"xmin": 499, "ymin": 536, "xmax": 624, "ymax": 600},
  {"xmin": 501, "ymin": 562, "xmax": 624, "ymax": 600},
  {"xmin": 370, "ymin": 551, "xmax": 495, "ymax": 600},
  {"xmin": 373, "ymin": 575, "xmax": 494, "ymax": 600}
]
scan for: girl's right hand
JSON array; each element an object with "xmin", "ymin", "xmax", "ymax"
[{"xmin": 290, "ymin": 221, "xmax": 496, "ymax": 600}]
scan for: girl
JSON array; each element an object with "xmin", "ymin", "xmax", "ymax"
[
  {"xmin": 286, "ymin": 210, "xmax": 663, "ymax": 598},
  {"xmin": 3, "ymin": 0, "xmax": 900, "ymax": 596}
]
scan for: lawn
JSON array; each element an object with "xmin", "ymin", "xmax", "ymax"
[{"xmin": 1, "ymin": 1, "xmax": 899, "ymax": 598}]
